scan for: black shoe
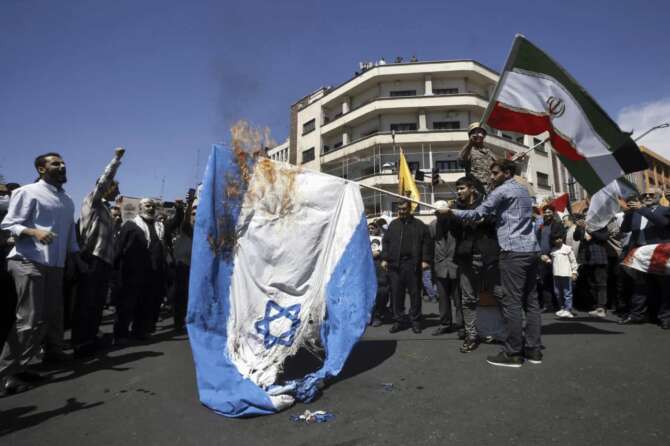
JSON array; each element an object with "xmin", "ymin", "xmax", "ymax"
[
  {"xmin": 15, "ymin": 370, "xmax": 48, "ymax": 383},
  {"xmin": 661, "ymin": 320, "xmax": 670, "ymax": 330},
  {"xmin": 411, "ymin": 324, "xmax": 422, "ymax": 334},
  {"xmin": 486, "ymin": 352, "xmax": 523, "ymax": 368},
  {"xmin": 371, "ymin": 318, "xmax": 383, "ymax": 328},
  {"xmin": 389, "ymin": 323, "xmax": 402, "ymax": 334},
  {"xmin": 1, "ymin": 375, "xmax": 32, "ymax": 395},
  {"xmin": 459, "ymin": 337, "xmax": 480, "ymax": 353},
  {"xmin": 42, "ymin": 349, "xmax": 71, "ymax": 364},
  {"xmin": 617, "ymin": 316, "xmax": 645, "ymax": 325},
  {"xmin": 524, "ymin": 350, "xmax": 543, "ymax": 364},
  {"xmin": 481, "ymin": 335, "xmax": 496, "ymax": 344},
  {"xmin": 457, "ymin": 329, "xmax": 466, "ymax": 340},
  {"xmin": 431, "ymin": 326, "xmax": 452, "ymax": 336}
]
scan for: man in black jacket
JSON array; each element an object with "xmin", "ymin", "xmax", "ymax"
[
  {"xmin": 381, "ymin": 200, "xmax": 433, "ymax": 333},
  {"xmin": 441, "ymin": 176, "xmax": 502, "ymax": 352},
  {"xmin": 113, "ymin": 198, "xmax": 167, "ymax": 343},
  {"xmin": 619, "ymin": 189, "xmax": 670, "ymax": 328},
  {"xmin": 536, "ymin": 205, "xmax": 566, "ymax": 311},
  {"xmin": 573, "ymin": 217, "xmax": 609, "ymax": 318}
]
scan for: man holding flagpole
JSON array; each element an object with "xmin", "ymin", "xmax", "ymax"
[{"xmin": 439, "ymin": 159, "xmax": 541, "ymax": 367}]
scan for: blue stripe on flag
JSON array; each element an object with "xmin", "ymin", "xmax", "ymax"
[{"xmin": 187, "ymin": 145, "xmax": 276, "ymax": 417}]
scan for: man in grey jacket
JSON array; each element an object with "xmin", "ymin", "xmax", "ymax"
[{"xmin": 430, "ymin": 201, "xmax": 461, "ymax": 336}]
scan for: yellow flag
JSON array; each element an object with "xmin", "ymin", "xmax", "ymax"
[{"xmin": 398, "ymin": 148, "xmax": 421, "ymax": 210}]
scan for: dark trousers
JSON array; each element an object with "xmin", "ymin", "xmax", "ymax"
[
  {"xmin": 374, "ymin": 284, "xmax": 390, "ymax": 319},
  {"xmin": 71, "ymin": 256, "xmax": 110, "ymax": 350},
  {"xmin": 499, "ymin": 252, "xmax": 541, "ymax": 355},
  {"xmin": 114, "ymin": 279, "xmax": 158, "ymax": 339},
  {"xmin": 538, "ymin": 261, "xmax": 557, "ymax": 310},
  {"xmin": 606, "ymin": 256, "xmax": 619, "ymax": 309},
  {"xmin": 389, "ymin": 262, "xmax": 422, "ymax": 324},
  {"xmin": 582, "ymin": 264, "xmax": 608, "ymax": 309},
  {"xmin": 615, "ymin": 263, "xmax": 634, "ymax": 313},
  {"xmin": 0, "ymin": 260, "xmax": 17, "ymax": 349},
  {"xmin": 435, "ymin": 276, "xmax": 461, "ymax": 328},
  {"xmin": 629, "ymin": 271, "xmax": 670, "ymax": 323},
  {"xmin": 172, "ymin": 263, "xmax": 190, "ymax": 329}
]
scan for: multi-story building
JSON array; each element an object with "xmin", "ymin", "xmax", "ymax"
[
  {"xmin": 627, "ymin": 145, "xmax": 670, "ymax": 192},
  {"xmin": 281, "ymin": 59, "xmax": 584, "ymax": 217},
  {"xmin": 267, "ymin": 138, "xmax": 289, "ymax": 162}
]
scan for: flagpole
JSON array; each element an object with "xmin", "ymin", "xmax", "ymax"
[
  {"xmin": 510, "ymin": 137, "xmax": 550, "ymax": 161},
  {"xmin": 356, "ymin": 181, "xmax": 438, "ymax": 210}
]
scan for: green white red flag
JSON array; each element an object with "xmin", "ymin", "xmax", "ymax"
[{"xmin": 483, "ymin": 35, "xmax": 647, "ymax": 194}]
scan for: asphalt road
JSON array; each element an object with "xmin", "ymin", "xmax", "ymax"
[{"xmin": 1, "ymin": 303, "xmax": 669, "ymax": 446}]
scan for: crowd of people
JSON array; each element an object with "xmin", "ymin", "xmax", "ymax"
[
  {"xmin": 368, "ymin": 122, "xmax": 670, "ymax": 368},
  {"xmin": 0, "ymin": 149, "xmax": 195, "ymax": 395},
  {"xmin": 1, "ymin": 123, "xmax": 668, "ymax": 394}
]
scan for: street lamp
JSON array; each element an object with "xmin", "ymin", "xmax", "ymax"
[{"xmin": 633, "ymin": 122, "xmax": 670, "ymax": 142}]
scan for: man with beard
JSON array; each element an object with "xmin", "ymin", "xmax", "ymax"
[
  {"xmin": 73, "ymin": 148, "xmax": 125, "ymax": 357},
  {"xmin": 381, "ymin": 200, "xmax": 433, "ymax": 334},
  {"xmin": 0, "ymin": 153, "xmax": 79, "ymax": 394},
  {"xmin": 113, "ymin": 198, "xmax": 166, "ymax": 344}
]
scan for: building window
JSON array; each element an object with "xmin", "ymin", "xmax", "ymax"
[
  {"xmin": 537, "ymin": 172, "xmax": 550, "ymax": 189},
  {"xmin": 435, "ymin": 160, "xmax": 464, "ymax": 172},
  {"xmin": 302, "ymin": 147, "xmax": 315, "ymax": 163},
  {"xmin": 302, "ymin": 119, "xmax": 315, "ymax": 135},
  {"xmin": 433, "ymin": 88, "xmax": 458, "ymax": 95},
  {"xmin": 390, "ymin": 123, "xmax": 417, "ymax": 132},
  {"xmin": 533, "ymin": 137, "xmax": 547, "ymax": 153},
  {"xmin": 389, "ymin": 90, "xmax": 416, "ymax": 97},
  {"xmin": 407, "ymin": 161, "xmax": 419, "ymax": 173},
  {"xmin": 433, "ymin": 121, "xmax": 460, "ymax": 130}
]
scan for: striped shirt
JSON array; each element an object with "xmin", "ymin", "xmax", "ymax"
[
  {"xmin": 79, "ymin": 156, "xmax": 121, "ymax": 264},
  {"xmin": 452, "ymin": 178, "xmax": 540, "ymax": 253}
]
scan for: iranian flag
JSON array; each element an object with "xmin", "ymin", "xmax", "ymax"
[
  {"xmin": 623, "ymin": 243, "xmax": 670, "ymax": 275},
  {"xmin": 484, "ymin": 35, "xmax": 647, "ymax": 194}
]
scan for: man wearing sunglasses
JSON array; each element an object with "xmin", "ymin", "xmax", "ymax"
[{"xmin": 619, "ymin": 188, "xmax": 670, "ymax": 329}]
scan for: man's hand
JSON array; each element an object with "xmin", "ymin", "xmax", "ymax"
[
  {"xmin": 381, "ymin": 260, "xmax": 388, "ymax": 272},
  {"xmin": 626, "ymin": 201, "xmax": 641, "ymax": 211},
  {"xmin": 421, "ymin": 261, "xmax": 430, "ymax": 270},
  {"xmin": 584, "ymin": 232, "xmax": 592, "ymax": 241},
  {"xmin": 571, "ymin": 273, "xmax": 578, "ymax": 281},
  {"xmin": 186, "ymin": 188, "xmax": 196, "ymax": 203},
  {"xmin": 541, "ymin": 254, "xmax": 551, "ymax": 263},
  {"xmin": 576, "ymin": 219, "xmax": 586, "ymax": 228},
  {"xmin": 25, "ymin": 228, "xmax": 56, "ymax": 245},
  {"xmin": 114, "ymin": 147, "xmax": 125, "ymax": 159}
]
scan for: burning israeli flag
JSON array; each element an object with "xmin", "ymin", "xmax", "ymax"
[{"xmin": 187, "ymin": 144, "xmax": 376, "ymax": 417}]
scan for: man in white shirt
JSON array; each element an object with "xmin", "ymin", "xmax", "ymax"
[{"xmin": 0, "ymin": 152, "xmax": 79, "ymax": 394}]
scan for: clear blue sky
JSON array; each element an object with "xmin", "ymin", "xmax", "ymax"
[{"xmin": 2, "ymin": 0, "xmax": 669, "ymax": 207}]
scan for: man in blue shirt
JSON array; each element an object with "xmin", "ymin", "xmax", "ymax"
[
  {"xmin": 439, "ymin": 159, "xmax": 541, "ymax": 367},
  {"xmin": 0, "ymin": 153, "xmax": 79, "ymax": 394}
]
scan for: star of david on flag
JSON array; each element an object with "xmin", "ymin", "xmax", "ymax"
[
  {"xmin": 187, "ymin": 145, "xmax": 377, "ymax": 417},
  {"xmin": 255, "ymin": 301, "xmax": 301, "ymax": 349}
]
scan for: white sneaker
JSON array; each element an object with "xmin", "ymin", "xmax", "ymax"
[
  {"xmin": 555, "ymin": 310, "xmax": 565, "ymax": 317},
  {"xmin": 562, "ymin": 310, "xmax": 575, "ymax": 318},
  {"xmin": 588, "ymin": 308, "xmax": 607, "ymax": 318}
]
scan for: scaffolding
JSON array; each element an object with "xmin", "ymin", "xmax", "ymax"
[{"xmin": 320, "ymin": 142, "xmax": 463, "ymax": 218}]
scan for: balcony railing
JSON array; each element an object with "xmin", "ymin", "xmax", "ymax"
[{"xmin": 321, "ymin": 92, "xmax": 489, "ymax": 127}]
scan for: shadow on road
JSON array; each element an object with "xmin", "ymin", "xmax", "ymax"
[
  {"xmin": 0, "ymin": 398, "xmax": 103, "ymax": 437},
  {"xmin": 35, "ymin": 350, "xmax": 165, "ymax": 384},
  {"xmin": 542, "ymin": 322, "xmax": 623, "ymax": 335},
  {"xmin": 278, "ymin": 340, "xmax": 398, "ymax": 389}
]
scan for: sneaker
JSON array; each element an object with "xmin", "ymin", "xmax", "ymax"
[
  {"xmin": 411, "ymin": 324, "xmax": 422, "ymax": 334},
  {"xmin": 431, "ymin": 326, "xmax": 452, "ymax": 336},
  {"xmin": 388, "ymin": 323, "xmax": 402, "ymax": 334},
  {"xmin": 588, "ymin": 308, "xmax": 607, "ymax": 319},
  {"xmin": 554, "ymin": 309, "xmax": 565, "ymax": 317},
  {"xmin": 561, "ymin": 310, "xmax": 575, "ymax": 318},
  {"xmin": 371, "ymin": 318, "xmax": 382, "ymax": 327},
  {"xmin": 486, "ymin": 351, "xmax": 523, "ymax": 368},
  {"xmin": 459, "ymin": 337, "xmax": 480, "ymax": 353},
  {"xmin": 524, "ymin": 350, "xmax": 543, "ymax": 364}
]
